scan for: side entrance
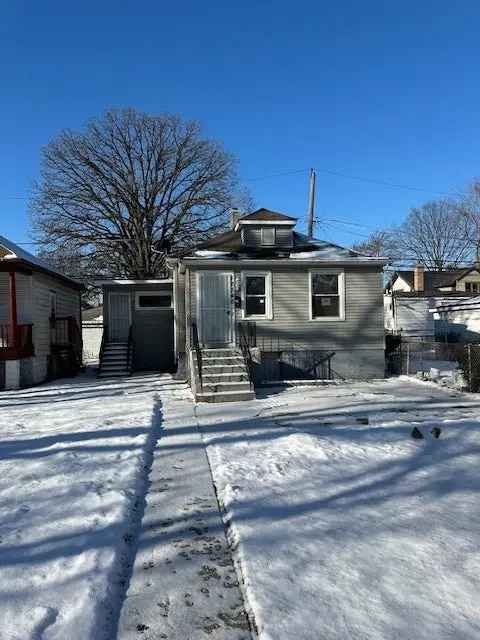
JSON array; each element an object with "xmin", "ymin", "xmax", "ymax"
[{"xmin": 197, "ymin": 272, "xmax": 234, "ymax": 348}]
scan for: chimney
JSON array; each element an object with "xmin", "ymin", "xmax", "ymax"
[
  {"xmin": 229, "ymin": 208, "xmax": 242, "ymax": 229},
  {"xmin": 414, "ymin": 264, "xmax": 425, "ymax": 292}
]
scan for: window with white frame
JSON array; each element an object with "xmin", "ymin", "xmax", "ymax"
[
  {"xmin": 310, "ymin": 271, "xmax": 345, "ymax": 320},
  {"xmin": 261, "ymin": 227, "xmax": 276, "ymax": 246},
  {"xmin": 242, "ymin": 273, "xmax": 272, "ymax": 318},
  {"xmin": 135, "ymin": 292, "xmax": 172, "ymax": 310}
]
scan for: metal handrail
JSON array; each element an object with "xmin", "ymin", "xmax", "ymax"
[
  {"xmin": 99, "ymin": 324, "xmax": 108, "ymax": 363},
  {"xmin": 237, "ymin": 321, "xmax": 256, "ymax": 390},
  {"xmin": 191, "ymin": 321, "xmax": 203, "ymax": 392},
  {"xmin": 126, "ymin": 325, "xmax": 134, "ymax": 374}
]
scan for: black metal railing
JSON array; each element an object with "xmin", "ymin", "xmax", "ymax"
[
  {"xmin": 237, "ymin": 321, "xmax": 256, "ymax": 390},
  {"xmin": 191, "ymin": 321, "xmax": 203, "ymax": 392},
  {"xmin": 126, "ymin": 325, "xmax": 134, "ymax": 374},
  {"xmin": 99, "ymin": 324, "xmax": 108, "ymax": 364}
]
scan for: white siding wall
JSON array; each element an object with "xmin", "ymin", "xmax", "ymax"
[{"xmin": 0, "ymin": 272, "xmax": 33, "ymax": 324}]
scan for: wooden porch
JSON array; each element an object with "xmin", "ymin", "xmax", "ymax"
[
  {"xmin": 0, "ymin": 270, "xmax": 34, "ymax": 361},
  {"xmin": 0, "ymin": 323, "xmax": 34, "ymax": 360}
]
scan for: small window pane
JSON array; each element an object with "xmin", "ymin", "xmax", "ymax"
[
  {"xmin": 246, "ymin": 296, "xmax": 266, "ymax": 316},
  {"xmin": 312, "ymin": 274, "xmax": 338, "ymax": 295},
  {"xmin": 262, "ymin": 228, "xmax": 275, "ymax": 245},
  {"xmin": 246, "ymin": 276, "xmax": 265, "ymax": 295},
  {"xmin": 138, "ymin": 295, "xmax": 171, "ymax": 308},
  {"xmin": 312, "ymin": 295, "xmax": 339, "ymax": 318}
]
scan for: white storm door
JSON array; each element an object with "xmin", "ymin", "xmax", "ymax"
[
  {"xmin": 198, "ymin": 272, "xmax": 233, "ymax": 346},
  {"xmin": 109, "ymin": 293, "xmax": 131, "ymax": 342}
]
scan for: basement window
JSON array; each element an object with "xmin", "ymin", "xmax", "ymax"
[{"xmin": 136, "ymin": 292, "xmax": 172, "ymax": 310}]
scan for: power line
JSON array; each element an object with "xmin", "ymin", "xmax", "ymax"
[
  {"xmin": 0, "ymin": 165, "xmax": 468, "ymax": 198},
  {"xmin": 243, "ymin": 168, "xmax": 309, "ymax": 182}
]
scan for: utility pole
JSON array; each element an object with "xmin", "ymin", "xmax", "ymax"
[{"xmin": 307, "ymin": 168, "xmax": 316, "ymax": 239}]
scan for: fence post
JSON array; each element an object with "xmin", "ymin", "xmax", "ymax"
[
  {"xmin": 406, "ymin": 343, "xmax": 410, "ymax": 376},
  {"xmin": 468, "ymin": 344, "xmax": 472, "ymax": 392}
]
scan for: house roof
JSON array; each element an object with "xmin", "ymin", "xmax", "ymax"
[
  {"xmin": 183, "ymin": 213, "xmax": 388, "ymax": 265},
  {"xmin": 431, "ymin": 296, "xmax": 480, "ymax": 313},
  {"xmin": 389, "ymin": 268, "xmax": 475, "ymax": 294},
  {"xmin": 236, "ymin": 208, "xmax": 297, "ymax": 223},
  {"xmin": 0, "ymin": 235, "xmax": 83, "ymax": 289},
  {"xmin": 82, "ymin": 305, "xmax": 103, "ymax": 321}
]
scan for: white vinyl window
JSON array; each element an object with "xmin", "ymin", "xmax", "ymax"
[
  {"xmin": 261, "ymin": 227, "xmax": 276, "ymax": 246},
  {"xmin": 309, "ymin": 270, "xmax": 345, "ymax": 321},
  {"xmin": 242, "ymin": 272, "xmax": 273, "ymax": 319},
  {"xmin": 135, "ymin": 291, "xmax": 172, "ymax": 310}
]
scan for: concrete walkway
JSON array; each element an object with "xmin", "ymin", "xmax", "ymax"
[{"xmin": 117, "ymin": 393, "xmax": 253, "ymax": 640}]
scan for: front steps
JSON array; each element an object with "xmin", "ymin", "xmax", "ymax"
[
  {"xmin": 98, "ymin": 342, "xmax": 132, "ymax": 378},
  {"xmin": 194, "ymin": 348, "xmax": 255, "ymax": 402}
]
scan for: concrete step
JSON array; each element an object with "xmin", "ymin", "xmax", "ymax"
[
  {"xmin": 202, "ymin": 381, "xmax": 252, "ymax": 393},
  {"xmin": 202, "ymin": 372, "xmax": 249, "ymax": 383},
  {"xmin": 98, "ymin": 372, "xmax": 130, "ymax": 378},
  {"xmin": 101, "ymin": 356, "xmax": 128, "ymax": 365},
  {"xmin": 202, "ymin": 364, "xmax": 247, "ymax": 374},
  {"xmin": 99, "ymin": 366, "xmax": 130, "ymax": 374},
  {"xmin": 201, "ymin": 356, "xmax": 244, "ymax": 366},
  {"xmin": 103, "ymin": 348, "xmax": 128, "ymax": 354},
  {"xmin": 196, "ymin": 390, "xmax": 255, "ymax": 403},
  {"xmin": 103, "ymin": 353, "xmax": 128, "ymax": 360},
  {"xmin": 202, "ymin": 349, "xmax": 241, "ymax": 357}
]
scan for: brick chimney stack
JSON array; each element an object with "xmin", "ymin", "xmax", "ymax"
[{"xmin": 414, "ymin": 264, "xmax": 425, "ymax": 292}]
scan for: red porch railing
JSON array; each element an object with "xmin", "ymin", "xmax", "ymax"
[{"xmin": 0, "ymin": 323, "xmax": 34, "ymax": 360}]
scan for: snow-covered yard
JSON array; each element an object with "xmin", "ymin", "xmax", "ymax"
[
  {"xmin": 197, "ymin": 377, "xmax": 480, "ymax": 640},
  {"xmin": 0, "ymin": 371, "xmax": 190, "ymax": 640}
]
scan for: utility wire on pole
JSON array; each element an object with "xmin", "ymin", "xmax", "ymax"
[{"xmin": 307, "ymin": 168, "xmax": 316, "ymax": 239}]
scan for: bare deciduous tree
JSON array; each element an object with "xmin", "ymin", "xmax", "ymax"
[
  {"xmin": 30, "ymin": 108, "xmax": 249, "ymax": 278},
  {"xmin": 352, "ymin": 230, "xmax": 397, "ymax": 258},
  {"xmin": 457, "ymin": 179, "xmax": 480, "ymax": 262},
  {"xmin": 396, "ymin": 200, "xmax": 470, "ymax": 270}
]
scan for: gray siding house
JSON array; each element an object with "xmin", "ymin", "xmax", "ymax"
[
  {"xmin": 98, "ymin": 209, "xmax": 388, "ymax": 401},
  {"xmin": 0, "ymin": 236, "xmax": 83, "ymax": 390}
]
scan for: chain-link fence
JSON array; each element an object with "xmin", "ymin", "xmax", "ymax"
[{"xmin": 387, "ymin": 339, "xmax": 480, "ymax": 392}]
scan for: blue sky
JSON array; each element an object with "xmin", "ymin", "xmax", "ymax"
[{"xmin": 1, "ymin": 1, "xmax": 480, "ymax": 249}]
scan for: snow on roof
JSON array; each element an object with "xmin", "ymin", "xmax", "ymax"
[{"xmin": 0, "ymin": 234, "xmax": 80, "ymax": 285}]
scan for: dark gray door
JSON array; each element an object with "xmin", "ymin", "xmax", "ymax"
[
  {"xmin": 199, "ymin": 273, "xmax": 233, "ymax": 346},
  {"xmin": 109, "ymin": 293, "xmax": 131, "ymax": 342}
]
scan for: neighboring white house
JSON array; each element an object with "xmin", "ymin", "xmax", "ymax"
[
  {"xmin": 429, "ymin": 297, "xmax": 480, "ymax": 342},
  {"xmin": 0, "ymin": 235, "xmax": 83, "ymax": 390},
  {"xmin": 385, "ymin": 264, "xmax": 480, "ymax": 340}
]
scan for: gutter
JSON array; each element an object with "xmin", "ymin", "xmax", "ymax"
[{"xmin": 180, "ymin": 258, "xmax": 388, "ymax": 268}]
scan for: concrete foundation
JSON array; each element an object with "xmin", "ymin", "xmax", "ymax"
[
  {"xmin": 257, "ymin": 348, "xmax": 386, "ymax": 382},
  {"xmin": 4, "ymin": 360, "xmax": 21, "ymax": 390}
]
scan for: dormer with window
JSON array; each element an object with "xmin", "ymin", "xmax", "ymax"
[{"xmin": 235, "ymin": 208, "xmax": 297, "ymax": 249}]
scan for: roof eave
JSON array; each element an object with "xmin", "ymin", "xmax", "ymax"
[
  {"xmin": 181, "ymin": 257, "xmax": 388, "ymax": 267},
  {"xmin": 0, "ymin": 258, "xmax": 84, "ymax": 290}
]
